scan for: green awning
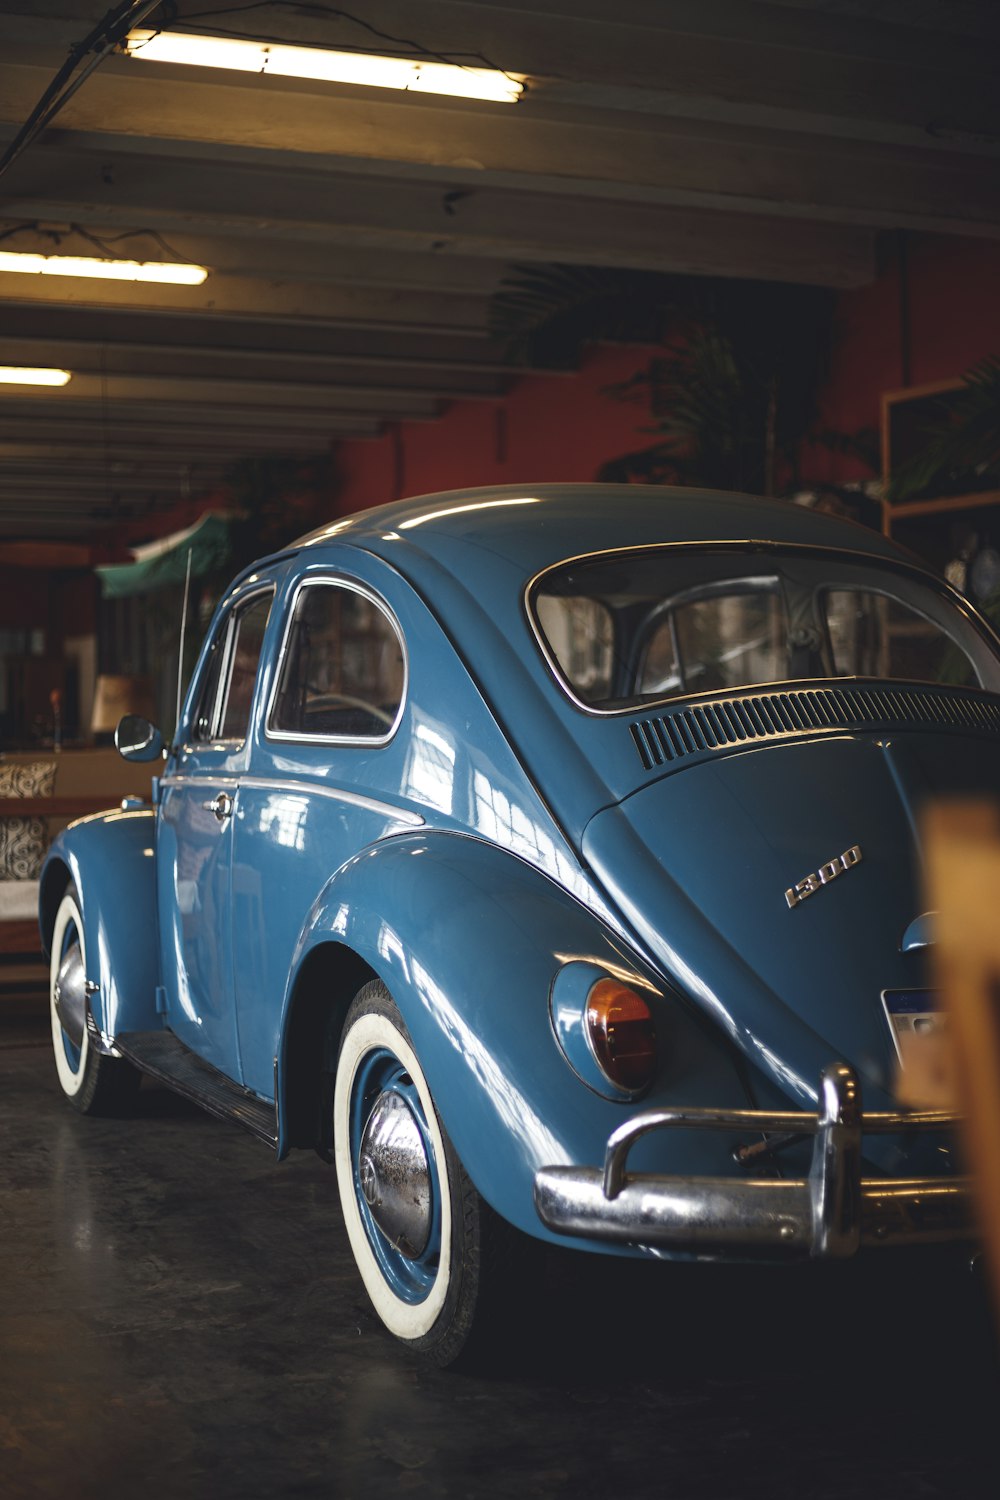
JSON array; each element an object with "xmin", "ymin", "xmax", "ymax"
[{"xmin": 97, "ymin": 512, "xmax": 235, "ymax": 598}]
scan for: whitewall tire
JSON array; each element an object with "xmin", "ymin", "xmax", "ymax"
[
  {"xmin": 49, "ymin": 886, "xmax": 140, "ymax": 1116},
  {"xmin": 334, "ymin": 979, "xmax": 521, "ymax": 1366}
]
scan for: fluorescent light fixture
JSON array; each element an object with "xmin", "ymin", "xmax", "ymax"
[
  {"xmin": 0, "ymin": 366, "xmax": 72, "ymax": 386},
  {"xmin": 124, "ymin": 29, "xmax": 524, "ymax": 103},
  {"xmin": 0, "ymin": 250, "xmax": 208, "ymax": 285}
]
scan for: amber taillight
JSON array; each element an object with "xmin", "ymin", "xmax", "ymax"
[{"xmin": 586, "ymin": 978, "xmax": 656, "ymax": 1092}]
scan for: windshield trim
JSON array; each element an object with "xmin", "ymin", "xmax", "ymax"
[{"xmin": 524, "ymin": 539, "xmax": 1000, "ymax": 719}]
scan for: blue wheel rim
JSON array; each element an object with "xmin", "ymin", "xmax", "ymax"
[
  {"xmin": 349, "ymin": 1045, "xmax": 442, "ymax": 1305},
  {"xmin": 58, "ymin": 918, "xmax": 82, "ymax": 1073}
]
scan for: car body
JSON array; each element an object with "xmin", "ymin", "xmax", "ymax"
[{"xmin": 41, "ymin": 483, "xmax": 991, "ymax": 1361}]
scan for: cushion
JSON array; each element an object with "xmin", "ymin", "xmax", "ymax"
[{"xmin": 0, "ymin": 759, "xmax": 57, "ymax": 879}]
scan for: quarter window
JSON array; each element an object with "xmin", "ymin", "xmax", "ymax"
[
  {"xmin": 194, "ymin": 591, "xmax": 273, "ymax": 742},
  {"xmin": 823, "ymin": 589, "xmax": 974, "ymax": 687},
  {"xmin": 269, "ymin": 582, "xmax": 404, "ymax": 740}
]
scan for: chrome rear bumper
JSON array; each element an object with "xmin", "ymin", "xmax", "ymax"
[{"xmin": 533, "ymin": 1064, "xmax": 972, "ymax": 1258}]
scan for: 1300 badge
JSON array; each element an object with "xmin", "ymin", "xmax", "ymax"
[{"xmin": 785, "ymin": 845, "xmax": 863, "ymax": 909}]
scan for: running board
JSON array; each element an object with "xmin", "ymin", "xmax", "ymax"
[{"xmin": 117, "ymin": 1029, "xmax": 278, "ymax": 1148}]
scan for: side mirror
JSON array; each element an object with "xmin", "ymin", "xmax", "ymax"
[{"xmin": 115, "ymin": 714, "xmax": 164, "ymax": 763}]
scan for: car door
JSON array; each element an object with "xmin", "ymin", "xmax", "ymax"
[
  {"xmin": 157, "ymin": 582, "xmax": 275, "ymax": 1080},
  {"xmin": 230, "ymin": 572, "xmax": 410, "ymax": 1097}
]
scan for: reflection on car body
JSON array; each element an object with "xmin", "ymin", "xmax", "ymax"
[{"xmin": 40, "ymin": 485, "xmax": 994, "ymax": 1364}]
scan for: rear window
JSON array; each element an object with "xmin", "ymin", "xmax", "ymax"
[{"xmin": 530, "ymin": 547, "xmax": 1000, "ymax": 712}]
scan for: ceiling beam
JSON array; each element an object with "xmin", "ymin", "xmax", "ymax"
[
  {"xmin": 0, "ymin": 58, "xmax": 996, "ymax": 236},
  {"xmin": 0, "ymin": 334, "xmax": 511, "ymax": 396},
  {"xmin": 0, "ymin": 146, "xmax": 878, "ymax": 286},
  {"xmin": 0, "ymin": 405, "xmax": 379, "ymax": 438},
  {"xmin": 0, "ymin": 436, "xmax": 337, "ymax": 461},
  {"xmin": 0, "ymin": 395, "xmax": 428, "ymax": 430},
  {"xmin": 0, "ymin": 221, "xmax": 513, "ymax": 297},
  {"xmin": 0, "ymin": 266, "xmax": 492, "ymax": 333},
  {"xmin": 0, "ymin": 303, "xmax": 523, "ymax": 372},
  {"xmin": 0, "ymin": 371, "xmax": 446, "ymax": 413},
  {"xmin": 5, "ymin": 2, "xmax": 999, "ymax": 148}
]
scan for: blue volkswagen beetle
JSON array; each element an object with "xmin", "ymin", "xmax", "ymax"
[{"xmin": 41, "ymin": 484, "xmax": 988, "ymax": 1362}]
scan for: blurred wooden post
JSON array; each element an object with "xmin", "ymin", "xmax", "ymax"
[{"xmin": 925, "ymin": 802, "xmax": 1000, "ymax": 1317}]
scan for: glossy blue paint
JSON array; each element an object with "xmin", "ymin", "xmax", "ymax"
[
  {"xmin": 40, "ymin": 808, "xmax": 160, "ymax": 1040},
  {"xmin": 231, "ymin": 548, "xmax": 613, "ymax": 1099},
  {"xmin": 287, "ymin": 831, "xmax": 749, "ymax": 1246},
  {"xmin": 157, "ymin": 569, "xmax": 289, "ymax": 1081},
  {"xmin": 44, "ymin": 484, "xmax": 1000, "ymax": 1266}
]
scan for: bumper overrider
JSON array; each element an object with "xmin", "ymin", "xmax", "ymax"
[{"xmin": 533, "ymin": 1064, "xmax": 973, "ymax": 1258}]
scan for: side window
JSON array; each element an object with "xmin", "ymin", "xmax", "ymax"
[
  {"xmin": 534, "ymin": 595, "xmax": 614, "ymax": 703},
  {"xmin": 824, "ymin": 588, "xmax": 977, "ymax": 687},
  {"xmin": 269, "ymin": 582, "xmax": 405, "ymax": 740},
  {"xmin": 193, "ymin": 591, "xmax": 273, "ymax": 742}
]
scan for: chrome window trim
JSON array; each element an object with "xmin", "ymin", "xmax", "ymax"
[
  {"xmin": 192, "ymin": 584, "xmax": 276, "ymax": 745},
  {"xmin": 524, "ymin": 539, "xmax": 1000, "ymax": 719},
  {"xmin": 160, "ymin": 772, "xmax": 424, "ymax": 827},
  {"xmin": 161, "ymin": 775, "xmax": 239, "ymax": 789},
  {"xmin": 264, "ymin": 575, "xmax": 408, "ymax": 748}
]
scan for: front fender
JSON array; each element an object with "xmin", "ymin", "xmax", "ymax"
[
  {"xmin": 284, "ymin": 832, "xmax": 746, "ymax": 1245},
  {"xmin": 40, "ymin": 809, "xmax": 160, "ymax": 1041}
]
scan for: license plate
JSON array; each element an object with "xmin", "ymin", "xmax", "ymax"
[
  {"xmin": 882, "ymin": 990, "xmax": 954, "ymax": 1109},
  {"xmin": 883, "ymin": 990, "xmax": 942, "ymax": 1058}
]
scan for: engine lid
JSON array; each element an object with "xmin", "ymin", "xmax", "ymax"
[{"xmin": 582, "ymin": 730, "xmax": 1000, "ymax": 1113}]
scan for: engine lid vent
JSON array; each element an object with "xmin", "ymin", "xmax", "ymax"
[{"xmin": 629, "ymin": 683, "xmax": 1000, "ymax": 771}]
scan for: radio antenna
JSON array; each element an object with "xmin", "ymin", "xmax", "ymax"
[{"xmin": 175, "ymin": 545, "xmax": 194, "ymax": 742}]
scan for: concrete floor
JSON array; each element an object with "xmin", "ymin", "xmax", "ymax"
[{"xmin": 2, "ymin": 968, "xmax": 998, "ymax": 1500}]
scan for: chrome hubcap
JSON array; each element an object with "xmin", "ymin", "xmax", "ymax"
[
  {"xmin": 54, "ymin": 941, "xmax": 87, "ymax": 1049},
  {"xmin": 358, "ymin": 1088, "xmax": 431, "ymax": 1259}
]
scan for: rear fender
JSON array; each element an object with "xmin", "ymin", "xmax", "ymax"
[
  {"xmin": 281, "ymin": 832, "xmax": 745, "ymax": 1243},
  {"xmin": 40, "ymin": 809, "xmax": 160, "ymax": 1042}
]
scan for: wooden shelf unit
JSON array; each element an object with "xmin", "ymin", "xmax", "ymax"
[{"xmin": 880, "ymin": 380, "xmax": 1000, "ymax": 570}]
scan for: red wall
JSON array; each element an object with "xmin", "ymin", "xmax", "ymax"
[
  {"xmin": 125, "ymin": 233, "xmax": 1000, "ymax": 539},
  {"xmin": 333, "ymin": 342, "xmax": 661, "ymax": 516},
  {"xmin": 813, "ymin": 234, "xmax": 1000, "ymax": 484},
  {"xmin": 331, "ymin": 233, "xmax": 1000, "ymax": 512}
]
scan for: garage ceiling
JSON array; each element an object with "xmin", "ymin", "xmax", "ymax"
[{"xmin": 1, "ymin": 0, "xmax": 999, "ymax": 543}]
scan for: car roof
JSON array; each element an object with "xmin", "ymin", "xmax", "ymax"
[{"xmin": 292, "ymin": 483, "xmax": 902, "ymax": 580}]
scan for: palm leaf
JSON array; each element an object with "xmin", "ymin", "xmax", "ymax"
[{"xmin": 887, "ymin": 355, "xmax": 1000, "ymax": 503}]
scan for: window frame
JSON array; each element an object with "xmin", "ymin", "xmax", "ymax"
[
  {"xmin": 525, "ymin": 540, "xmax": 1000, "ymax": 718},
  {"xmin": 633, "ymin": 574, "xmax": 783, "ymax": 698},
  {"xmin": 819, "ymin": 583, "xmax": 967, "ymax": 683},
  {"xmin": 191, "ymin": 585, "xmax": 275, "ymax": 747},
  {"xmin": 264, "ymin": 575, "xmax": 408, "ymax": 747}
]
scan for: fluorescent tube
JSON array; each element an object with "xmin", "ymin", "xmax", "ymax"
[
  {"xmin": 0, "ymin": 367, "xmax": 72, "ymax": 386},
  {"xmin": 124, "ymin": 29, "xmax": 524, "ymax": 103},
  {"xmin": 0, "ymin": 251, "xmax": 208, "ymax": 285}
]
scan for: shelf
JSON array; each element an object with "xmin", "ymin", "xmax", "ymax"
[{"xmin": 887, "ymin": 489, "xmax": 1000, "ymax": 521}]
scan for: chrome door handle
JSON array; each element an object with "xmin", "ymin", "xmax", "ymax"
[{"xmin": 207, "ymin": 791, "xmax": 234, "ymax": 822}]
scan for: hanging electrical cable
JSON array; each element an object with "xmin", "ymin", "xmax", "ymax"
[
  {"xmin": 0, "ymin": 0, "xmax": 523, "ymax": 191},
  {"xmin": 0, "ymin": 0, "xmax": 169, "ymax": 185}
]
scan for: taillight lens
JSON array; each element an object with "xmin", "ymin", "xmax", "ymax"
[{"xmin": 586, "ymin": 978, "xmax": 656, "ymax": 1092}]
